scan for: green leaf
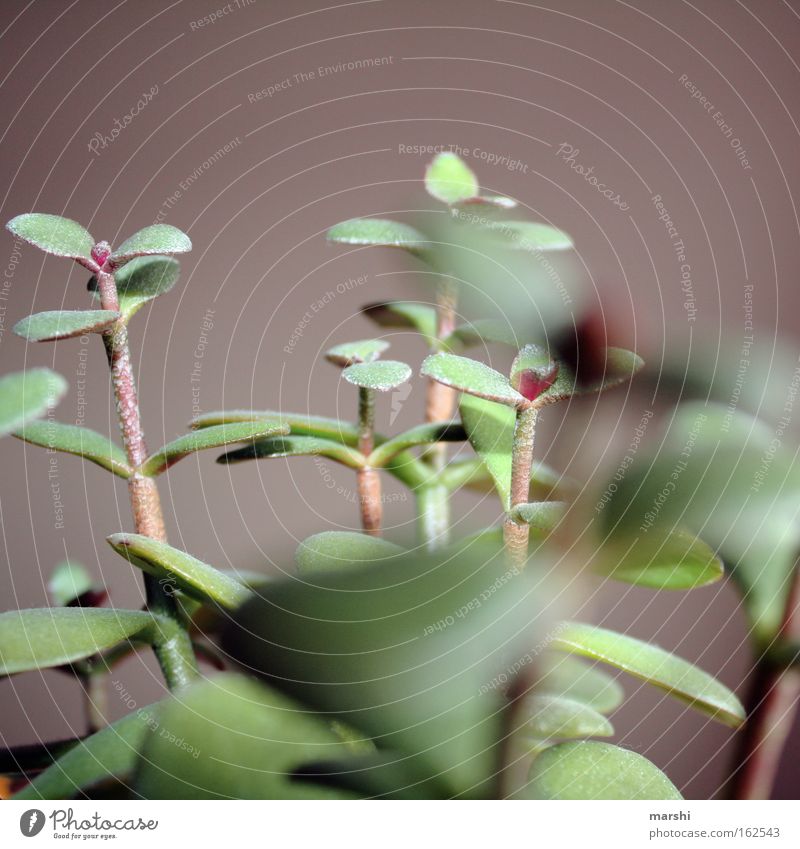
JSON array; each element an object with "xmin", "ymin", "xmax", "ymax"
[
  {"xmin": 490, "ymin": 220, "xmax": 573, "ymax": 252},
  {"xmin": 536, "ymin": 654, "xmax": 625, "ymax": 714},
  {"xmin": 107, "ymin": 534, "xmax": 251, "ymax": 610},
  {"xmin": 0, "ymin": 368, "xmax": 67, "ymax": 437},
  {"xmin": 13, "ymin": 705, "xmax": 157, "ymax": 799},
  {"xmin": 458, "ymin": 194, "xmax": 517, "ymax": 210},
  {"xmin": 551, "ymin": 622, "xmax": 745, "ymax": 727},
  {"xmin": 458, "ymin": 394, "xmax": 515, "ymax": 509},
  {"xmin": 369, "ymin": 422, "xmax": 467, "ymax": 467},
  {"xmin": 0, "ymin": 608, "xmax": 155, "ymax": 676},
  {"xmin": 13, "ymin": 310, "xmax": 119, "ymax": 342},
  {"xmin": 89, "ymin": 256, "xmax": 181, "ymax": 319},
  {"xmin": 442, "ymin": 455, "xmax": 572, "ymax": 501},
  {"xmin": 511, "ymin": 501, "xmax": 567, "ymax": 531},
  {"xmin": 191, "ymin": 408, "xmax": 360, "ymax": 445},
  {"xmin": 444, "ymin": 319, "xmax": 518, "ymax": 351},
  {"xmin": 327, "ymin": 218, "xmax": 428, "ymax": 250},
  {"xmin": 141, "ymin": 420, "xmax": 289, "ymax": 476},
  {"xmin": 525, "ymin": 741, "xmax": 682, "ymax": 800},
  {"xmin": 6, "ymin": 213, "xmax": 93, "ymax": 261},
  {"xmin": 425, "ymin": 152, "xmax": 479, "ymax": 204},
  {"xmin": 110, "ymin": 224, "xmax": 191, "ymax": 266},
  {"xmin": 14, "ymin": 420, "xmax": 131, "ymax": 478},
  {"xmin": 134, "ymin": 673, "xmax": 356, "ymax": 799},
  {"xmin": 603, "ymin": 403, "xmax": 800, "ymax": 642},
  {"xmin": 536, "ymin": 347, "xmax": 645, "ymax": 406},
  {"xmin": 218, "ymin": 435, "xmax": 365, "ymax": 468},
  {"xmin": 517, "ymin": 694, "xmax": 614, "ymax": 741},
  {"xmin": 362, "ymin": 301, "xmax": 438, "ymax": 346},
  {"xmin": 325, "ymin": 338, "xmax": 389, "ymax": 367},
  {"xmin": 48, "ymin": 561, "xmax": 93, "ymax": 606},
  {"xmin": 343, "ymin": 360, "xmax": 412, "ymax": 392},
  {"xmin": 422, "ymin": 353, "xmax": 524, "ymax": 407},
  {"xmin": 296, "ymin": 532, "xmax": 405, "ymax": 575},
  {"xmin": 594, "ymin": 527, "xmax": 724, "ymax": 590}
]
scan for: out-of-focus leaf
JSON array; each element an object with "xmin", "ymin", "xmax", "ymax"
[
  {"xmin": 444, "ymin": 319, "xmax": 518, "ymax": 351},
  {"xmin": 13, "ymin": 705, "xmax": 158, "ymax": 800},
  {"xmin": 511, "ymin": 501, "xmax": 567, "ymax": 531},
  {"xmin": 343, "ymin": 360, "xmax": 412, "ymax": 392},
  {"xmin": 424, "ymin": 152, "xmax": 479, "ymax": 205},
  {"xmin": 14, "ymin": 420, "xmax": 131, "ymax": 478},
  {"xmin": 525, "ymin": 741, "xmax": 682, "ymax": 800},
  {"xmin": 327, "ymin": 218, "xmax": 427, "ymax": 250},
  {"xmin": 0, "ymin": 608, "xmax": 154, "ymax": 676},
  {"xmin": 422, "ymin": 353, "xmax": 524, "ymax": 407},
  {"xmin": 518, "ymin": 694, "xmax": 613, "ymax": 741},
  {"xmin": 134, "ymin": 673, "xmax": 355, "ymax": 799},
  {"xmin": 141, "ymin": 420, "xmax": 288, "ymax": 476},
  {"xmin": 325, "ymin": 339, "xmax": 389, "ymax": 367},
  {"xmin": 6, "ymin": 213, "xmax": 93, "ymax": 261},
  {"xmin": 551, "ymin": 622, "xmax": 745, "ymax": 727},
  {"xmin": 603, "ymin": 403, "xmax": 800, "ymax": 642},
  {"xmin": 362, "ymin": 301, "xmax": 438, "ymax": 346},
  {"xmin": 0, "ymin": 369, "xmax": 67, "ymax": 437},
  {"xmin": 89, "ymin": 256, "xmax": 181, "ymax": 319},
  {"xmin": 489, "ymin": 221, "xmax": 573, "ymax": 252},
  {"xmin": 296, "ymin": 532, "xmax": 405, "ymax": 575},
  {"xmin": 593, "ymin": 527, "xmax": 723, "ymax": 590},
  {"xmin": 191, "ymin": 409, "xmax": 360, "ymax": 445},
  {"xmin": 218, "ymin": 434, "xmax": 365, "ymax": 468},
  {"xmin": 110, "ymin": 224, "xmax": 191, "ymax": 266},
  {"xmin": 48, "ymin": 561, "xmax": 93, "ymax": 607},
  {"xmin": 13, "ymin": 310, "xmax": 118, "ymax": 342},
  {"xmin": 536, "ymin": 654, "xmax": 624, "ymax": 714},
  {"xmin": 536, "ymin": 347, "xmax": 644, "ymax": 406},
  {"xmin": 107, "ymin": 534, "xmax": 250, "ymax": 610},
  {"xmin": 458, "ymin": 394, "xmax": 514, "ymax": 509},
  {"xmin": 369, "ymin": 422, "xmax": 467, "ymax": 467},
  {"xmin": 459, "ymin": 194, "xmax": 517, "ymax": 210},
  {"xmin": 442, "ymin": 456, "xmax": 573, "ymax": 501}
]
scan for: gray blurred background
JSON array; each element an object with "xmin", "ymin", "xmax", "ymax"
[{"xmin": 1, "ymin": 0, "xmax": 799, "ymax": 798}]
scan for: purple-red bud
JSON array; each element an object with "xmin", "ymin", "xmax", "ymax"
[
  {"xmin": 517, "ymin": 362, "xmax": 559, "ymax": 402},
  {"xmin": 91, "ymin": 241, "xmax": 111, "ymax": 267}
]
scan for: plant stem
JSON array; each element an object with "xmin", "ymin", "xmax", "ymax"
[
  {"xmin": 80, "ymin": 671, "xmax": 108, "ymax": 734},
  {"xmin": 95, "ymin": 266, "xmax": 197, "ymax": 686},
  {"xmin": 732, "ymin": 571, "xmax": 800, "ymax": 799},
  {"xmin": 503, "ymin": 405, "xmax": 537, "ymax": 568},
  {"xmin": 356, "ymin": 386, "xmax": 381, "ymax": 536}
]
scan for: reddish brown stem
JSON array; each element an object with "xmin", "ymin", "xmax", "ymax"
[
  {"xmin": 503, "ymin": 404, "xmax": 537, "ymax": 569},
  {"xmin": 357, "ymin": 387, "xmax": 381, "ymax": 536}
]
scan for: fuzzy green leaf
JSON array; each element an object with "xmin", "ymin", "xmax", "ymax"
[
  {"xmin": 369, "ymin": 422, "xmax": 467, "ymax": 467},
  {"xmin": 536, "ymin": 347, "xmax": 645, "ymax": 406},
  {"xmin": 594, "ymin": 527, "xmax": 724, "ymax": 590},
  {"xmin": 107, "ymin": 534, "xmax": 250, "ymax": 610},
  {"xmin": 110, "ymin": 224, "xmax": 191, "ymax": 266},
  {"xmin": 325, "ymin": 338, "xmax": 389, "ymax": 367},
  {"xmin": 442, "ymin": 455, "xmax": 573, "ymax": 501},
  {"xmin": 422, "ymin": 353, "xmax": 524, "ymax": 407},
  {"xmin": 48, "ymin": 561, "xmax": 93, "ymax": 607},
  {"xmin": 458, "ymin": 394, "xmax": 515, "ymax": 509},
  {"xmin": 296, "ymin": 532, "xmax": 405, "ymax": 575},
  {"xmin": 536, "ymin": 654, "xmax": 624, "ymax": 714},
  {"xmin": 362, "ymin": 301, "xmax": 438, "ymax": 346},
  {"xmin": 190, "ymin": 408, "xmax": 360, "ymax": 445},
  {"xmin": 0, "ymin": 608, "xmax": 155, "ymax": 676},
  {"xmin": 6, "ymin": 213, "xmax": 93, "ymax": 261},
  {"xmin": 14, "ymin": 310, "xmax": 119, "ymax": 342},
  {"xmin": 327, "ymin": 218, "xmax": 428, "ymax": 250},
  {"xmin": 141, "ymin": 420, "xmax": 288, "ymax": 476},
  {"xmin": 14, "ymin": 420, "xmax": 131, "ymax": 478},
  {"xmin": 0, "ymin": 368, "xmax": 67, "ymax": 437},
  {"xmin": 511, "ymin": 501, "xmax": 567, "ymax": 532},
  {"xmin": 525, "ymin": 741, "xmax": 682, "ymax": 800},
  {"xmin": 343, "ymin": 360, "xmax": 412, "ymax": 392},
  {"xmin": 218, "ymin": 435, "xmax": 365, "ymax": 468},
  {"xmin": 135, "ymin": 673, "xmax": 355, "ymax": 799},
  {"xmin": 425, "ymin": 153, "xmax": 479, "ymax": 204},
  {"xmin": 89, "ymin": 256, "xmax": 181, "ymax": 319},
  {"xmin": 518, "ymin": 694, "xmax": 614, "ymax": 741},
  {"xmin": 551, "ymin": 622, "xmax": 745, "ymax": 727}
]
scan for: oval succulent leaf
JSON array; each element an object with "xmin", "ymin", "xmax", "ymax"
[
  {"xmin": 369, "ymin": 422, "xmax": 467, "ymax": 467},
  {"xmin": 536, "ymin": 347, "xmax": 644, "ymax": 406},
  {"xmin": 89, "ymin": 255, "xmax": 181, "ymax": 320},
  {"xmin": 525, "ymin": 741, "xmax": 682, "ymax": 800},
  {"xmin": 327, "ymin": 218, "xmax": 428, "ymax": 250},
  {"xmin": 107, "ymin": 534, "xmax": 251, "ymax": 610},
  {"xmin": 48, "ymin": 561, "xmax": 93, "ymax": 607},
  {"xmin": 343, "ymin": 360, "xmax": 412, "ymax": 392},
  {"xmin": 551, "ymin": 622, "xmax": 745, "ymax": 727},
  {"xmin": 0, "ymin": 368, "xmax": 67, "ymax": 437},
  {"xmin": 425, "ymin": 152, "xmax": 479, "ymax": 205},
  {"xmin": 14, "ymin": 420, "xmax": 131, "ymax": 478},
  {"xmin": 444, "ymin": 319, "xmax": 519, "ymax": 351},
  {"xmin": 141, "ymin": 420, "xmax": 289, "ymax": 476},
  {"xmin": 325, "ymin": 338, "xmax": 389, "ymax": 367},
  {"xmin": 110, "ymin": 224, "xmax": 191, "ymax": 266},
  {"xmin": 6, "ymin": 213, "xmax": 94, "ymax": 261},
  {"xmin": 491, "ymin": 221, "xmax": 573, "ymax": 252},
  {"xmin": 422, "ymin": 353, "xmax": 524, "ymax": 407},
  {"xmin": 296, "ymin": 531, "xmax": 406, "ymax": 575},
  {"xmin": 13, "ymin": 310, "xmax": 119, "ymax": 342},
  {"xmin": 190, "ymin": 409, "xmax": 360, "ymax": 446},
  {"xmin": 458, "ymin": 394, "xmax": 515, "ymax": 509},
  {"xmin": 518, "ymin": 694, "xmax": 614, "ymax": 741},
  {"xmin": 536, "ymin": 654, "xmax": 625, "ymax": 715},
  {"xmin": 362, "ymin": 301, "xmax": 438, "ymax": 346},
  {"xmin": 0, "ymin": 608, "xmax": 155, "ymax": 676},
  {"xmin": 510, "ymin": 501, "xmax": 567, "ymax": 532},
  {"xmin": 218, "ymin": 435, "xmax": 365, "ymax": 468}
]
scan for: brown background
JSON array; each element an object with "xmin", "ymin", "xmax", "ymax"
[{"xmin": 1, "ymin": 0, "xmax": 799, "ymax": 799}]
